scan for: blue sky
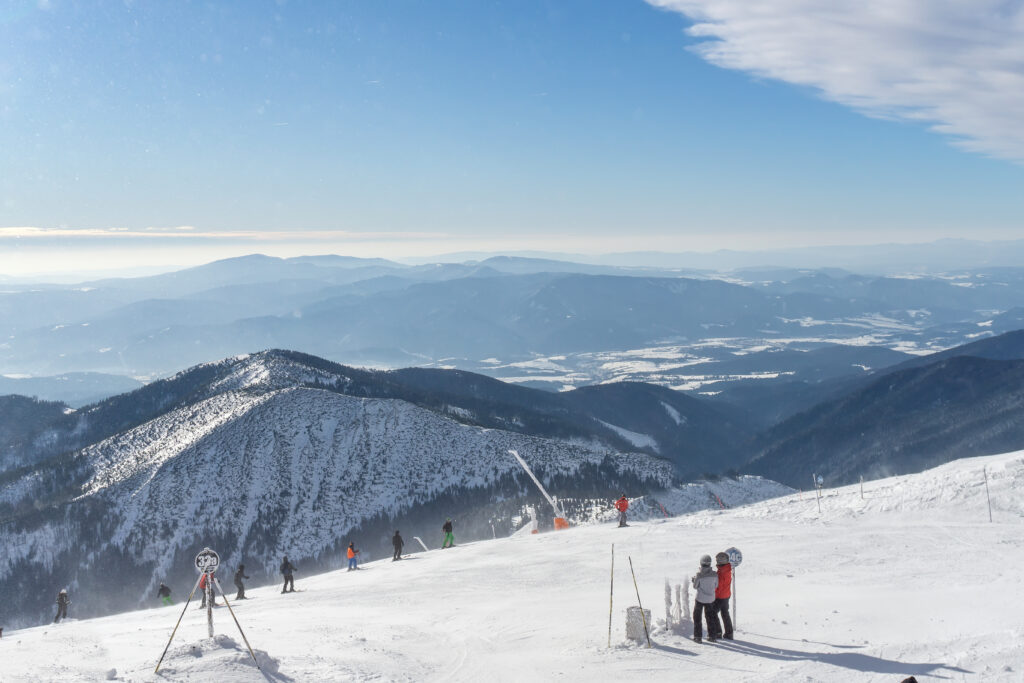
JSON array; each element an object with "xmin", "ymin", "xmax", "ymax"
[{"xmin": 1, "ymin": 0, "xmax": 1022, "ymax": 273}]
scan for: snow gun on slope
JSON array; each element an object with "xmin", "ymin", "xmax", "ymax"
[{"xmin": 508, "ymin": 449, "xmax": 570, "ymax": 531}]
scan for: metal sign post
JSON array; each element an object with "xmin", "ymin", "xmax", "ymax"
[
  {"xmin": 195, "ymin": 547, "xmax": 220, "ymax": 638},
  {"xmin": 155, "ymin": 547, "xmax": 261, "ymax": 673},
  {"xmin": 725, "ymin": 547, "xmax": 743, "ymax": 630}
]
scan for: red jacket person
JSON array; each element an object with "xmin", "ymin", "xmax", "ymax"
[{"xmin": 614, "ymin": 495, "xmax": 629, "ymax": 527}]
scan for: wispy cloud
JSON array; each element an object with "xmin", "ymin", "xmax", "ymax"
[{"xmin": 647, "ymin": 0, "xmax": 1024, "ymax": 163}]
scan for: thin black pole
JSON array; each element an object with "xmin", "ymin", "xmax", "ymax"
[
  {"xmin": 628, "ymin": 556, "xmax": 651, "ymax": 648},
  {"xmin": 155, "ymin": 574, "xmax": 203, "ymax": 673},
  {"xmin": 984, "ymin": 467, "xmax": 993, "ymax": 523}
]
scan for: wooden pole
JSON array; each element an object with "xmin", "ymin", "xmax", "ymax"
[
  {"xmin": 214, "ymin": 578, "xmax": 261, "ymax": 670},
  {"xmin": 607, "ymin": 544, "xmax": 614, "ymax": 648},
  {"xmin": 628, "ymin": 556, "xmax": 652, "ymax": 648},
  {"xmin": 860, "ymin": 476, "xmax": 864, "ymax": 500},
  {"xmin": 155, "ymin": 574, "xmax": 203, "ymax": 673}
]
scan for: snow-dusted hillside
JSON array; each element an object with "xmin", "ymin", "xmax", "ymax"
[
  {"xmin": 2, "ymin": 450, "xmax": 1020, "ymax": 682},
  {"xmin": 0, "ymin": 353, "xmax": 676, "ymax": 627},
  {"xmin": 76, "ymin": 386, "xmax": 669, "ymax": 574}
]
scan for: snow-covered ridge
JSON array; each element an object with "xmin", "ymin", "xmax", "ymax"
[
  {"xmin": 205, "ymin": 353, "xmax": 352, "ymax": 395},
  {"xmin": 0, "ymin": 378, "xmax": 674, "ymax": 624}
]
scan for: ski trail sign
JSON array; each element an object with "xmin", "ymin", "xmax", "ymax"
[{"xmin": 195, "ymin": 547, "xmax": 220, "ymax": 574}]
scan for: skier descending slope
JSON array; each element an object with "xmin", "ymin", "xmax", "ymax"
[
  {"xmin": 347, "ymin": 542, "xmax": 361, "ymax": 571},
  {"xmin": 393, "ymin": 531, "xmax": 404, "ymax": 561},
  {"xmin": 280, "ymin": 556, "xmax": 297, "ymax": 593},
  {"xmin": 157, "ymin": 583, "xmax": 172, "ymax": 606},
  {"xmin": 53, "ymin": 589, "xmax": 70, "ymax": 623},
  {"xmin": 442, "ymin": 518, "xmax": 455, "ymax": 548},
  {"xmin": 615, "ymin": 494, "xmax": 630, "ymax": 527}
]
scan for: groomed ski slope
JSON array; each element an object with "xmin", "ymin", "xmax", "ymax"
[{"xmin": 3, "ymin": 450, "xmax": 1022, "ymax": 682}]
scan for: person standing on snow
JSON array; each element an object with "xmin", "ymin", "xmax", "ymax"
[
  {"xmin": 280, "ymin": 556, "xmax": 297, "ymax": 593},
  {"xmin": 53, "ymin": 589, "xmax": 70, "ymax": 623},
  {"xmin": 157, "ymin": 583, "xmax": 173, "ymax": 606},
  {"xmin": 199, "ymin": 571, "xmax": 219, "ymax": 607},
  {"xmin": 713, "ymin": 552, "xmax": 734, "ymax": 640},
  {"xmin": 392, "ymin": 530, "xmax": 404, "ymax": 561},
  {"xmin": 234, "ymin": 565, "xmax": 250, "ymax": 600},
  {"xmin": 441, "ymin": 518, "xmax": 455, "ymax": 548},
  {"xmin": 691, "ymin": 555, "xmax": 719, "ymax": 643},
  {"xmin": 614, "ymin": 494, "xmax": 630, "ymax": 527},
  {"xmin": 347, "ymin": 542, "xmax": 360, "ymax": 571}
]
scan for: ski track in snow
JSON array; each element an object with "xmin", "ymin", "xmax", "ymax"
[{"xmin": 2, "ymin": 450, "xmax": 1021, "ymax": 682}]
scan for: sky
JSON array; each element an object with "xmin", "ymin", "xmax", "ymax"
[{"xmin": 1, "ymin": 0, "xmax": 1023, "ymax": 275}]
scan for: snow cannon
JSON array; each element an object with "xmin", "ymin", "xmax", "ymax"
[{"xmin": 509, "ymin": 449, "xmax": 570, "ymax": 531}]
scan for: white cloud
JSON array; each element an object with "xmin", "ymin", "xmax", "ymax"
[{"xmin": 647, "ymin": 0, "xmax": 1024, "ymax": 163}]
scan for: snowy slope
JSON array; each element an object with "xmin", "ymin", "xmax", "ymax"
[
  {"xmin": 0, "ymin": 372, "xmax": 673, "ymax": 627},
  {"xmin": 3, "ymin": 450, "xmax": 1021, "ymax": 682}
]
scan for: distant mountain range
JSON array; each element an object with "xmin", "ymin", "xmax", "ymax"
[
  {"xmin": 0, "ymin": 373, "xmax": 143, "ymax": 407},
  {"xmin": 406, "ymin": 239, "xmax": 1024, "ymax": 273},
  {"xmin": 3, "ymin": 253, "xmax": 1023, "ymax": 395}
]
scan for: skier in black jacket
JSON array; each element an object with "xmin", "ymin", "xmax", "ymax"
[
  {"xmin": 392, "ymin": 530, "xmax": 404, "ymax": 561},
  {"xmin": 234, "ymin": 565, "xmax": 250, "ymax": 600},
  {"xmin": 53, "ymin": 589, "xmax": 70, "ymax": 623},
  {"xmin": 280, "ymin": 556, "xmax": 296, "ymax": 593},
  {"xmin": 157, "ymin": 583, "xmax": 172, "ymax": 606}
]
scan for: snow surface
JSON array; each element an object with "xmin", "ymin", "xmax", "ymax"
[
  {"xmin": 2, "ymin": 450, "xmax": 1021, "ymax": 682},
  {"xmin": 598, "ymin": 419, "xmax": 659, "ymax": 452}
]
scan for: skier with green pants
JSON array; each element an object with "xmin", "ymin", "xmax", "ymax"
[{"xmin": 442, "ymin": 518, "xmax": 455, "ymax": 548}]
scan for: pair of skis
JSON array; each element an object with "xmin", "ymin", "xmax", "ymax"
[{"xmin": 607, "ymin": 543, "xmax": 651, "ymax": 648}]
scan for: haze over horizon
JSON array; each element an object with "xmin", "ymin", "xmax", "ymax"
[{"xmin": 2, "ymin": 1, "xmax": 1022, "ymax": 274}]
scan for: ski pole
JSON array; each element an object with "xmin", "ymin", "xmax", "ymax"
[
  {"xmin": 984, "ymin": 466, "xmax": 992, "ymax": 522},
  {"xmin": 214, "ymin": 578, "xmax": 261, "ymax": 671},
  {"xmin": 155, "ymin": 573, "xmax": 203, "ymax": 673},
  {"xmin": 607, "ymin": 544, "xmax": 614, "ymax": 648},
  {"xmin": 628, "ymin": 556, "xmax": 651, "ymax": 648}
]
